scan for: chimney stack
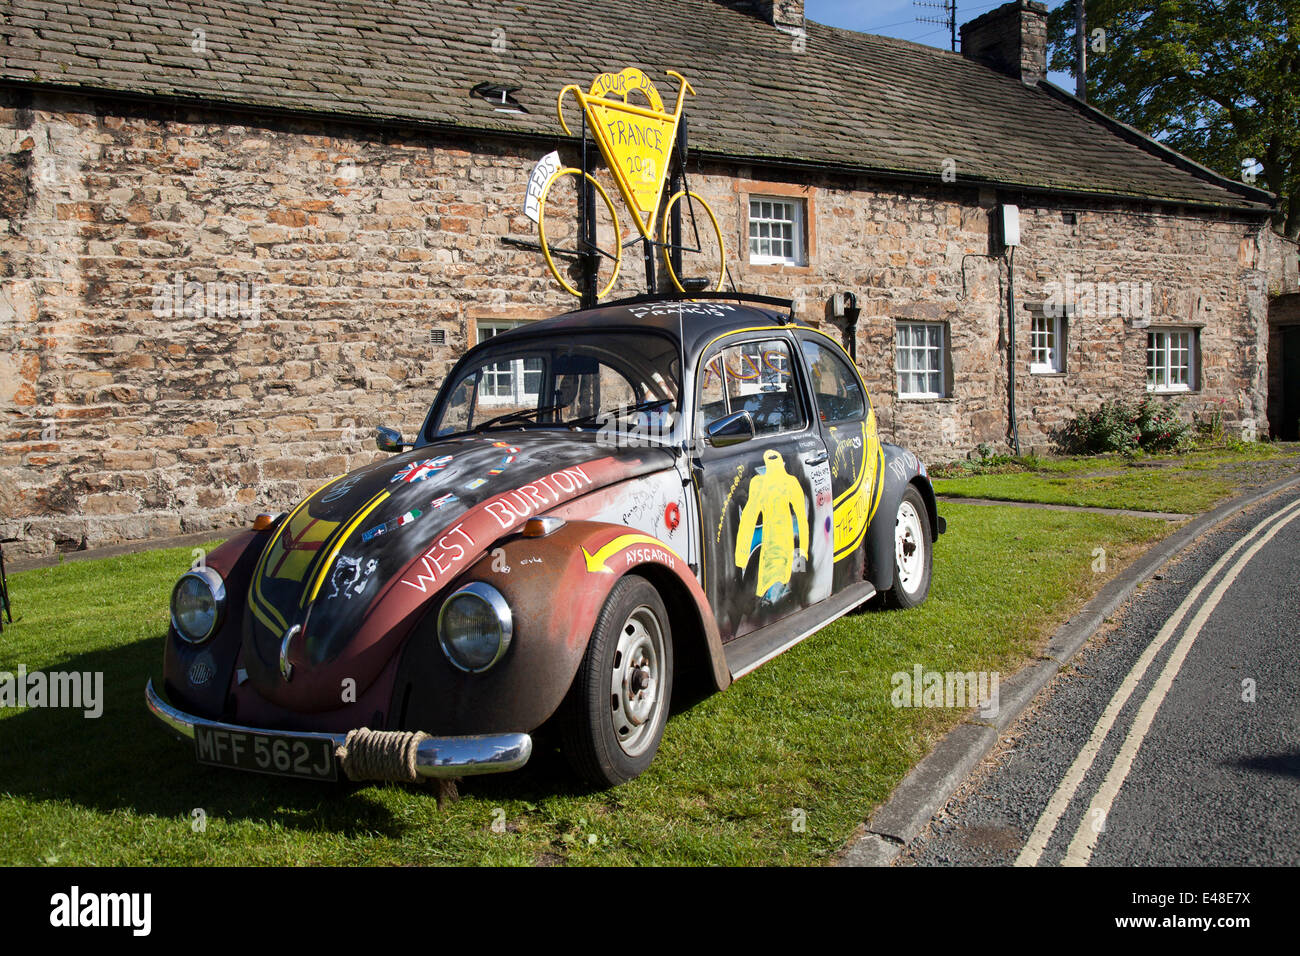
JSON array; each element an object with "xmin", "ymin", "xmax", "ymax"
[
  {"xmin": 960, "ymin": 1, "xmax": 1048, "ymax": 86},
  {"xmin": 753, "ymin": 0, "xmax": 804, "ymax": 33}
]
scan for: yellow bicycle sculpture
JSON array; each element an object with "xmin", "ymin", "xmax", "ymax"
[{"xmin": 538, "ymin": 68, "xmax": 726, "ymax": 300}]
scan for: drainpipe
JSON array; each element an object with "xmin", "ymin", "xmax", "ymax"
[
  {"xmin": 1007, "ymin": 244, "xmax": 1021, "ymax": 455},
  {"xmin": 844, "ymin": 296, "xmax": 860, "ymax": 362}
]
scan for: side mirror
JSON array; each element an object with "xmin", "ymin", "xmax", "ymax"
[
  {"xmin": 705, "ymin": 410, "xmax": 755, "ymax": 448},
  {"xmin": 375, "ymin": 426, "xmax": 408, "ymax": 453}
]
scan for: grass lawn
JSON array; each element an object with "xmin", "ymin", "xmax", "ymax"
[
  {"xmin": 0, "ymin": 503, "xmax": 1169, "ymax": 866},
  {"xmin": 933, "ymin": 444, "xmax": 1296, "ymax": 514},
  {"xmin": 934, "ymin": 471, "xmax": 1233, "ymax": 513}
]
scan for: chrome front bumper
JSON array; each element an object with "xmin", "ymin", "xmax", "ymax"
[{"xmin": 145, "ymin": 678, "xmax": 532, "ymax": 779}]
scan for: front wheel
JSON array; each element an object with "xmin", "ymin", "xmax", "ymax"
[
  {"xmin": 538, "ymin": 167, "xmax": 624, "ymax": 300},
  {"xmin": 559, "ymin": 575, "xmax": 674, "ymax": 788},
  {"xmin": 884, "ymin": 485, "xmax": 932, "ymax": 609}
]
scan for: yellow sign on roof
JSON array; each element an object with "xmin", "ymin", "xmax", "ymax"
[
  {"xmin": 558, "ymin": 68, "xmax": 693, "ymax": 238},
  {"xmin": 538, "ymin": 67, "xmax": 726, "ymax": 299}
]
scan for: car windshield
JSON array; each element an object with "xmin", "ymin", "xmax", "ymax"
[{"xmin": 429, "ymin": 331, "xmax": 682, "ymax": 442}]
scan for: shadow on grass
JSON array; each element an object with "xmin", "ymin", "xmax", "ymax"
[{"xmin": 0, "ymin": 633, "xmax": 605, "ymax": 832}]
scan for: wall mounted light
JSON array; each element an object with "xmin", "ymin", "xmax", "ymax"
[{"xmin": 830, "ymin": 291, "xmax": 861, "ymax": 361}]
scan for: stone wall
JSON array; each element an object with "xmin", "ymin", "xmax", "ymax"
[
  {"xmin": 702, "ymin": 169, "xmax": 1272, "ymax": 456},
  {"xmin": 0, "ymin": 88, "xmax": 1278, "ymax": 558}
]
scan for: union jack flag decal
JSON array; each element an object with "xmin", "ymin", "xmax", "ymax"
[{"xmin": 391, "ymin": 456, "xmax": 453, "ymax": 483}]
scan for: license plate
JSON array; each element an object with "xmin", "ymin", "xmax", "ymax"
[{"xmin": 194, "ymin": 726, "xmax": 337, "ymax": 781}]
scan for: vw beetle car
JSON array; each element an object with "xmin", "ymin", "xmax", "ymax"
[{"xmin": 146, "ymin": 293, "xmax": 945, "ymax": 788}]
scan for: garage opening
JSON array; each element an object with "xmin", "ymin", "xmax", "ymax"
[{"xmin": 1268, "ymin": 293, "xmax": 1300, "ymax": 440}]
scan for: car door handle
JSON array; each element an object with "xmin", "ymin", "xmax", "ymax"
[{"xmin": 804, "ymin": 452, "xmax": 828, "ymax": 466}]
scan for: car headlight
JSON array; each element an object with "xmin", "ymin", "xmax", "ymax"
[
  {"xmin": 170, "ymin": 567, "xmax": 227, "ymax": 644},
  {"xmin": 438, "ymin": 582, "xmax": 513, "ymax": 673}
]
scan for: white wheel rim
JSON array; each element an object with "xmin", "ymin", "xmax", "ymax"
[
  {"xmin": 609, "ymin": 605, "xmax": 665, "ymax": 758},
  {"xmin": 895, "ymin": 501, "xmax": 925, "ymax": 595}
]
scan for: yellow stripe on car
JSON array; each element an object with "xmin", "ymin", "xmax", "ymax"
[
  {"xmin": 249, "ymin": 475, "xmax": 349, "ymax": 633},
  {"xmin": 304, "ymin": 490, "xmax": 391, "ymax": 606},
  {"xmin": 583, "ymin": 534, "xmax": 682, "ymax": 574}
]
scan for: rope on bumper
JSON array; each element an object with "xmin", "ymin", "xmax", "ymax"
[{"xmin": 335, "ymin": 727, "xmax": 429, "ymax": 783}]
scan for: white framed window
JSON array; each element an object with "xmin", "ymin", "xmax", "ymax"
[
  {"xmin": 477, "ymin": 320, "xmax": 542, "ymax": 406},
  {"xmin": 1147, "ymin": 328, "xmax": 1197, "ymax": 392},
  {"xmin": 896, "ymin": 321, "xmax": 947, "ymax": 398},
  {"xmin": 1029, "ymin": 312, "xmax": 1066, "ymax": 374},
  {"xmin": 748, "ymin": 197, "xmax": 805, "ymax": 265}
]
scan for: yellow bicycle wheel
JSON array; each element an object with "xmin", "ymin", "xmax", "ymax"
[
  {"xmin": 660, "ymin": 190, "xmax": 726, "ymax": 293},
  {"xmin": 538, "ymin": 168, "xmax": 623, "ymax": 300}
]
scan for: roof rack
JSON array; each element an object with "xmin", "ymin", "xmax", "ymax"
[{"xmin": 578, "ymin": 290, "xmax": 797, "ymax": 321}]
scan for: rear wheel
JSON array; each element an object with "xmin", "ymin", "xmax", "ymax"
[
  {"xmin": 660, "ymin": 189, "xmax": 726, "ymax": 293},
  {"xmin": 885, "ymin": 485, "xmax": 932, "ymax": 609},
  {"xmin": 560, "ymin": 575, "xmax": 673, "ymax": 787}
]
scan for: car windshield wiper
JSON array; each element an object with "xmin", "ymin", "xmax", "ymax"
[
  {"xmin": 471, "ymin": 404, "xmax": 569, "ymax": 432},
  {"xmin": 566, "ymin": 398, "xmax": 676, "ymax": 430}
]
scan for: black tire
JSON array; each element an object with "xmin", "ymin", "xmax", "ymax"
[
  {"xmin": 559, "ymin": 575, "xmax": 674, "ymax": 788},
  {"xmin": 884, "ymin": 484, "xmax": 933, "ymax": 609}
]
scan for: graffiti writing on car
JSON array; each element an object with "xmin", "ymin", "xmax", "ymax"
[
  {"xmin": 583, "ymin": 534, "xmax": 681, "ymax": 574},
  {"xmin": 483, "ymin": 467, "xmax": 594, "ymax": 529},
  {"xmin": 399, "ymin": 524, "xmax": 476, "ymax": 594},
  {"xmin": 715, "ymin": 463, "xmax": 747, "ymax": 543},
  {"xmin": 400, "ymin": 464, "xmax": 598, "ymax": 593},
  {"xmin": 887, "ymin": 451, "xmax": 919, "ymax": 482}
]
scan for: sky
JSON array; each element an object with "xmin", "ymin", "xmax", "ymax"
[{"xmin": 805, "ymin": 0, "xmax": 1076, "ymax": 89}]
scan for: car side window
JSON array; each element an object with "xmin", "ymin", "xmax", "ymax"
[
  {"xmin": 800, "ymin": 337, "xmax": 866, "ymax": 424},
  {"xmin": 699, "ymin": 338, "xmax": 806, "ymax": 437}
]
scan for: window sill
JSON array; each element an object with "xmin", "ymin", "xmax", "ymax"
[
  {"xmin": 746, "ymin": 261, "xmax": 813, "ymax": 275},
  {"xmin": 1146, "ymin": 386, "xmax": 1198, "ymax": 395},
  {"xmin": 897, "ymin": 395, "xmax": 955, "ymax": 403},
  {"xmin": 1029, "ymin": 370, "xmax": 1067, "ymax": 377}
]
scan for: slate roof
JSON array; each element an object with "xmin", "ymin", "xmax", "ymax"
[{"xmin": 0, "ymin": 0, "xmax": 1272, "ymax": 212}]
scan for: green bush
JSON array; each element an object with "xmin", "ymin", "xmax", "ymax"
[{"xmin": 1063, "ymin": 396, "xmax": 1190, "ymax": 455}]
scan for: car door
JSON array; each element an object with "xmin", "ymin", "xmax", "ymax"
[
  {"xmin": 692, "ymin": 332, "xmax": 833, "ymax": 643},
  {"xmin": 797, "ymin": 330, "xmax": 885, "ymax": 592}
]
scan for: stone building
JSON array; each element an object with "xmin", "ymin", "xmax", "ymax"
[{"xmin": 0, "ymin": 0, "xmax": 1296, "ymax": 558}]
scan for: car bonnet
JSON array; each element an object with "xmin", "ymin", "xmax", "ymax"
[{"xmin": 239, "ymin": 433, "xmax": 672, "ymax": 709}]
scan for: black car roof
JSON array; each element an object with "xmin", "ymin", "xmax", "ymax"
[{"xmin": 485, "ymin": 298, "xmax": 805, "ymax": 362}]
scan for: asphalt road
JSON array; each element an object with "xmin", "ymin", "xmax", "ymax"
[{"xmin": 900, "ymin": 485, "xmax": 1300, "ymax": 866}]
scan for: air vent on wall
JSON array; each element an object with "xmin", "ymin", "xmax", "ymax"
[{"xmin": 428, "ymin": 329, "xmax": 447, "ymax": 346}]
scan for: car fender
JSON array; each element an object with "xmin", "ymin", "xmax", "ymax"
[
  {"xmin": 865, "ymin": 444, "xmax": 943, "ymax": 592},
  {"xmin": 391, "ymin": 520, "xmax": 728, "ymax": 735},
  {"xmin": 162, "ymin": 529, "xmax": 269, "ymax": 715}
]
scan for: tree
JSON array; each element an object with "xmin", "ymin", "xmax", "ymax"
[{"xmin": 1047, "ymin": 1, "xmax": 1299, "ymax": 238}]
